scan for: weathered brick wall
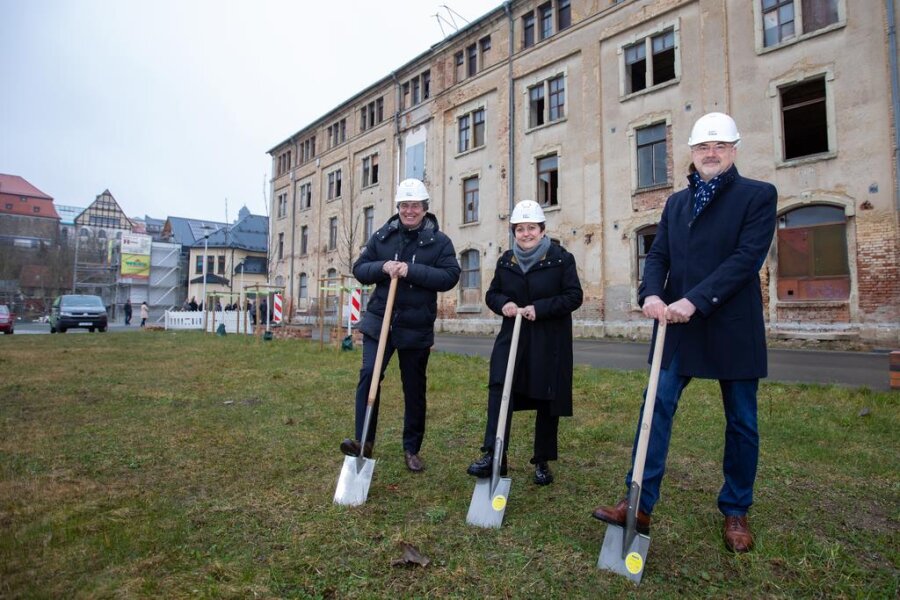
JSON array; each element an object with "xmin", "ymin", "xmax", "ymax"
[
  {"xmin": 776, "ymin": 303, "xmax": 851, "ymax": 323},
  {"xmin": 855, "ymin": 213, "xmax": 900, "ymax": 321}
]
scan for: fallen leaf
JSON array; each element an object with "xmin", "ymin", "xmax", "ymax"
[
  {"xmin": 390, "ymin": 542, "xmax": 430, "ymax": 568},
  {"xmin": 858, "ymin": 407, "xmax": 871, "ymax": 417}
]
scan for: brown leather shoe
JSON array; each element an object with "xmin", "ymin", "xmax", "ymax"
[
  {"xmin": 404, "ymin": 451, "xmax": 424, "ymax": 472},
  {"xmin": 723, "ymin": 515, "xmax": 753, "ymax": 553},
  {"xmin": 340, "ymin": 438, "xmax": 373, "ymax": 458},
  {"xmin": 591, "ymin": 498, "xmax": 651, "ymax": 534}
]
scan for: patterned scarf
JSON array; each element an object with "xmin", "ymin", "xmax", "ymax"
[{"xmin": 688, "ymin": 166, "xmax": 737, "ymax": 218}]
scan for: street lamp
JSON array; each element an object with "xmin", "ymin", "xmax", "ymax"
[{"xmin": 200, "ymin": 225, "xmax": 215, "ymax": 326}]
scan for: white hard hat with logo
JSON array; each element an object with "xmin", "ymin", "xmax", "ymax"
[
  {"xmin": 394, "ymin": 178, "xmax": 429, "ymax": 203},
  {"xmin": 510, "ymin": 200, "xmax": 546, "ymax": 224},
  {"xmin": 688, "ymin": 112, "xmax": 741, "ymax": 146}
]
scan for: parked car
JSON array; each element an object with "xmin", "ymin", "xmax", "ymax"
[
  {"xmin": 49, "ymin": 295, "xmax": 108, "ymax": 333},
  {"xmin": 0, "ymin": 305, "xmax": 14, "ymax": 334}
]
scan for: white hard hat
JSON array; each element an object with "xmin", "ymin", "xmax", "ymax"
[
  {"xmin": 510, "ymin": 200, "xmax": 546, "ymax": 224},
  {"xmin": 394, "ymin": 178, "xmax": 429, "ymax": 203},
  {"xmin": 688, "ymin": 112, "xmax": 741, "ymax": 146}
]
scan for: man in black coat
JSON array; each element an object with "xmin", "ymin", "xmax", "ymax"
[
  {"xmin": 592, "ymin": 112, "xmax": 777, "ymax": 553},
  {"xmin": 340, "ymin": 178, "xmax": 460, "ymax": 472}
]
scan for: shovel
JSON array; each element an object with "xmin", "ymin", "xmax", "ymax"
[
  {"xmin": 466, "ymin": 311, "xmax": 523, "ymax": 528},
  {"xmin": 333, "ymin": 277, "xmax": 398, "ymax": 506},
  {"xmin": 597, "ymin": 318, "xmax": 667, "ymax": 584}
]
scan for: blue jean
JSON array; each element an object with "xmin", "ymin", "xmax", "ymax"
[
  {"xmin": 354, "ymin": 334, "xmax": 430, "ymax": 454},
  {"xmin": 626, "ymin": 352, "xmax": 759, "ymax": 516}
]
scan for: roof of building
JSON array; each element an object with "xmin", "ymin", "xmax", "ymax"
[
  {"xmin": 163, "ymin": 216, "xmax": 229, "ymax": 248},
  {"xmin": 0, "ymin": 174, "xmax": 60, "ymax": 220},
  {"xmin": 56, "ymin": 205, "xmax": 86, "ymax": 225},
  {"xmin": 194, "ymin": 211, "xmax": 268, "ymax": 252},
  {"xmin": 189, "ymin": 273, "xmax": 230, "ymax": 285}
]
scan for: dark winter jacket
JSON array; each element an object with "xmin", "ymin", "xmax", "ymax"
[
  {"xmin": 353, "ymin": 213, "xmax": 460, "ymax": 349},
  {"xmin": 639, "ymin": 166, "xmax": 777, "ymax": 379},
  {"xmin": 485, "ymin": 242, "xmax": 583, "ymax": 416}
]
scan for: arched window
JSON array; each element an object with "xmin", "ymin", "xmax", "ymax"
[
  {"xmin": 80, "ymin": 227, "xmax": 91, "ymax": 238},
  {"xmin": 97, "ymin": 229, "xmax": 107, "ymax": 239},
  {"xmin": 459, "ymin": 249, "xmax": 481, "ymax": 307},
  {"xmin": 635, "ymin": 224, "xmax": 658, "ymax": 283},
  {"xmin": 777, "ymin": 205, "xmax": 849, "ymax": 301}
]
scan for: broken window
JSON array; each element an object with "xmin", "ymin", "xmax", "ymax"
[
  {"xmin": 781, "ymin": 76, "xmax": 828, "ymax": 160},
  {"xmin": 463, "ymin": 176, "xmax": 479, "ymax": 224},
  {"xmin": 636, "ymin": 224, "xmax": 658, "ymax": 282},
  {"xmin": 777, "ymin": 204, "xmax": 849, "ymax": 300},
  {"xmin": 537, "ymin": 154, "xmax": 559, "ymax": 207},
  {"xmin": 624, "ymin": 29, "xmax": 676, "ymax": 94},
  {"xmin": 763, "ymin": 0, "xmax": 839, "ymax": 48}
]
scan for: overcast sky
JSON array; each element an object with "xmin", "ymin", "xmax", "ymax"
[{"xmin": 0, "ymin": 0, "xmax": 498, "ymax": 222}]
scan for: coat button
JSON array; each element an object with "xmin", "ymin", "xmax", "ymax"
[{"xmin": 712, "ymin": 297, "xmax": 719, "ymax": 304}]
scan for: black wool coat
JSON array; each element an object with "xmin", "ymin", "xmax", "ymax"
[
  {"xmin": 485, "ymin": 242, "xmax": 583, "ymax": 416},
  {"xmin": 639, "ymin": 166, "xmax": 778, "ymax": 380},
  {"xmin": 353, "ymin": 212, "xmax": 460, "ymax": 349}
]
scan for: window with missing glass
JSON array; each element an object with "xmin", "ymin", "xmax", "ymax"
[
  {"xmin": 636, "ymin": 225, "xmax": 658, "ymax": 283},
  {"xmin": 537, "ymin": 154, "xmax": 559, "ymax": 207},
  {"xmin": 528, "ymin": 75, "xmax": 565, "ymax": 129},
  {"xmin": 300, "ymin": 225, "xmax": 308, "ymax": 255},
  {"xmin": 780, "ymin": 76, "xmax": 829, "ymax": 160},
  {"xmin": 762, "ymin": 0, "xmax": 840, "ymax": 48},
  {"xmin": 636, "ymin": 123, "xmax": 668, "ymax": 189},
  {"xmin": 623, "ymin": 28, "xmax": 677, "ymax": 95},
  {"xmin": 328, "ymin": 217, "xmax": 338, "ymax": 250},
  {"xmin": 463, "ymin": 176, "xmax": 479, "ymax": 224},
  {"xmin": 364, "ymin": 206, "xmax": 374, "ymax": 240},
  {"xmin": 777, "ymin": 204, "xmax": 848, "ymax": 300}
]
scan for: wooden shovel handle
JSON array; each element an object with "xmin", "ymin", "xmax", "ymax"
[
  {"xmin": 494, "ymin": 312, "xmax": 523, "ymax": 446},
  {"xmin": 366, "ymin": 277, "xmax": 399, "ymax": 407},
  {"xmin": 631, "ymin": 318, "xmax": 667, "ymax": 486}
]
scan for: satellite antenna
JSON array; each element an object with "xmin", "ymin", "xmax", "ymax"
[{"xmin": 433, "ymin": 4, "xmax": 470, "ymax": 37}]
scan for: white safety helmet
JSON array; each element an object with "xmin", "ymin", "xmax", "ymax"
[
  {"xmin": 509, "ymin": 200, "xmax": 546, "ymax": 224},
  {"xmin": 394, "ymin": 178, "xmax": 429, "ymax": 203},
  {"xmin": 688, "ymin": 112, "xmax": 741, "ymax": 146}
]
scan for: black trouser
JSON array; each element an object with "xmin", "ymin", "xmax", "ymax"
[
  {"xmin": 354, "ymin": 333, "xmax": 430, "ymax": 454},
  {"xmin": 481, "ymin": 384, "xmax": 560, "ymax": 464}
]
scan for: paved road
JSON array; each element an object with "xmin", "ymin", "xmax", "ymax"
[
  {"xmin": 433, "ymin": 334, "xmax": 893, "ymax": 391},
  {"xmin": 8, "ymin": 322, "xmax": 891, "ymax": 390}
]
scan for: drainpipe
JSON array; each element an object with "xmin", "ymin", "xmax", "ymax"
[
  {"xmin": 505, "ymin": 1, "xmax": 515, "ymax": 250},
  {"xmin": 391, "ymin": 71, "xmax": 402, "ymax": 190},
  {"xmin": 887, "ymin": 0, "xmax": 900, "ymax": 209},
  {"xmin": 289, "ymin": 166, "xmax": 296, "ymax": 319}
]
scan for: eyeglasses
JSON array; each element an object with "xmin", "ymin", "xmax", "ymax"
[
  {"xmin": 397, "ymin": 201, "xmax": 424, "ymax": 211},
  {"xmin": 691, "ymin": 142, "xmax": 734, "ymax": 154}
]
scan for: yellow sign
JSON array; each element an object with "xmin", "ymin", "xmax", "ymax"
[
  {"xmin": 121, "ymin": 254, "xmax": 151, "ymax": 278},
  {"xmin": 492, "ymin": 494, "xmax": 507, "ymax": 511},
  {"xmin": 625, "ymin": 551, "xmax": 644, "ymax": 575}
]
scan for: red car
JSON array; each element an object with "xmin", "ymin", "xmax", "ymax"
[{"xmin": 0, "ymin": 305, "xmax": 13, "ymax": 334}]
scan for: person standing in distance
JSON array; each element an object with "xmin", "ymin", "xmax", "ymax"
[
  {"xmin": 340, "ymin": 178, "xmax": 460, "ymax": 472},
  {"xmin": 466, "ymin": 200, "xmax": 583, "ymax": 486},
  {"xmin": 591, "ymin": 112, "xmax": 778, "ymax": 553}
]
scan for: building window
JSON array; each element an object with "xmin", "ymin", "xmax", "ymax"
[
  {"xmin": 636, "ymin": 225, "xmax": 658, "ymax": 282},
  {"xmin": 463, "ymin": 176, "xmax": 479, "ymax": 224},
  {"xmin": 364, "ymin": 206, "xmax": 374, "ymax": 240},
  {"xmin": 328, "ymin": 216, "xmax": 338, "ymax": 250},
  {"xmin": 777, "ymin": 204, "xmax": 849, "ymax": 300},
  {"xmin": 362, "ymin": 154, "xmax": 379, "ymax": 187},
  {"xmin": 473, "ymin": 109, "xmax": 485, "ymax": 148},
  {"xmin": 467, "ymin": 43, "xmax": 477, "ymax": 77},
  {"xmin": 360, "ymin": 97, "xmax": 384, "ymax": 131},
  {"xmin": 458, "ymin": 115, "xmax": 470, "ymax": 153},
  {"xmin": 276, "ymin": 150, "xmax": 292, "ymax": 176},
  {"xmin": 300, "ymin": 135, "xmax": 316, "ymax": 164},
  {"xmin": 528, "ymin": 75, "xmax": 565, "ymax": 129},
  {"xmin": 557, "ymin": 0, "xmax": 571, "ymax": 30},
  {"xmin": 277, "ymin": 192, "xmax": 288, "ymax": 218},
  {"xmin": 207, "ymin": 256, "xmax": 215, "ymax": 275},
  {"xmin": 780, "ymin": 76, "xmax": 828, "ymax": 160},
  {"xmin": 298, "ymin": 182, "xmax": 312, "ymax": 210},
  {"xmin": 636, "ymin": 123, "xmax": 668, "ymax": 189},
  {"xmin": 539, "ymin": 2, "xmax": 553, "ymax": 40},
  {"xmin": 762, "ymin": 0, "xmax": 839, "ymax": 48},
  {"xmin": 326, "ymin": 268, "xmax": 339, "ymax": 311},
  {"xmin": 300, "ymin": 225, "xmax": 308, "ymax": 255},
  {"xmin": 327, "ymin": 119, "xmax": 347, "ymax": 149},
  {"xmin": 624, "ymin": 28, "xmax": 677, "ymax": 95},
  {"xmin": 537, "ymin": 154, "xmax": 559, "ymax": 207},
  {"xmin": 218, "ymin": 255, "xmax": 226, "ymax": 274},
  {"xmin": 327, "ymin": 169, "xmax": 343, "ymax": 200},
  {"xmin": 405, "ymin": 142, "xmax": 425, "ymax": 180},
  {"xmin": 523, "ymin": 13, "xmax": 535, "ymax": 48},
  {"xmin": 403, "ymin": 70, "xmax": 431, "ymax": 108},
  {"xmin": 458, "ymin": 108, "xmax": 486, "ymax": 153},
  {"xmin": 455, "ymin": 51, "xmax": 465, "ymax": 82},
  {"xmin": 4, "ymin": 203, "xmax": 11, "ymax": 209},
  {"xmin": 278, "ymin": 233, "xmax": 284, "ymax": 260},
  {"xmin": 480, "ymin": 36, "xmax": 491, "ymax": 68},
  {"xmin": 299, "ymin": 273, "xmax": 308, "ymax": 301},
  {"xmin": 195, "ymin": 255, "xmax": 203, "ymax": 274},
  {"xmin": 460, "ymin": 249, "xmax": 481, "ymax": 306}
]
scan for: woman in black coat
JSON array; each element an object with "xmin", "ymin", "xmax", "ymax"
[{"xmin": 466, "ymin": 200, "xmax": 583, "ymax": 485}]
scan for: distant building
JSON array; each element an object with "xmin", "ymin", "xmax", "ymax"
[
  {"xmin": 0, "ymin": 174, "xmax": 60, "ymax": 248},
  {"xmin": 267, "ymin": 0, "xmax": 900, "ymax": 344}
]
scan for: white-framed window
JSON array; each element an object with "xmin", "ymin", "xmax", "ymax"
[
  {"xmin": 463, "ymin": 176, "xmax": 479, "ymax": 224},
  {"xmin": 621, "ymin": 26, "xmax": 678, "ymax": 97},
  {"xmin": 457, "ymin": 107, "xmax": 485, "ymax": 153},
  {"xmin": 528, "ymin": 75, "xmax": 565, "ymax": 129},
  {"xmin": 327, "ymin": 169, "xmax": 343, "ymax": 200},
  {"xmin": 635, "ymin": 122, "xmax": 668, "ymax": 189},
  {"xmin": 362, "ymin": 154, "xmax": 379, "ymax": 187},
  {"xmin": 756, "ymin": 0, "xmax": 843, "ymax": 50},
  {"xmin": 536, "ymin": 154, "xmax": 559, "ymax": 208}
]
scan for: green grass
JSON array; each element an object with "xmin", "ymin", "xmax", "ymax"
[{"xmin": 0, "ymin": 331, "xmax": 897, "ymax": 598}]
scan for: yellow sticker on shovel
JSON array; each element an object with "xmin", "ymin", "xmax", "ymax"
[
  {"xmin": 492, "ymin": 495, "xmax": 507, "ymax": 511},
  {"xmin": 625, "ymin": 551, "xmax": 644, "ymax": 574}
]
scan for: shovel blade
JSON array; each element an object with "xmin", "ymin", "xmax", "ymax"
[
  {"xmin": 597, "ymin": 523, "xmax": 651, "ymax": 584},
  {"xmin": 333, "ymin": 455, "xmax": 376, "ymax": 506},
  {"xmin": 465, "ymin": 476, "xmax": 512, "ymax": 528}
]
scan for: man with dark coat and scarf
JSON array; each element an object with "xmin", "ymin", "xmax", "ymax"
[
  {"xmin": 340, "ymin": 178, "xmax": 460, "ymax": 473},
  {"xmin": 466, "ymin": 199, "xmax": 583, "ymax": 486},
  {"xmin": 592, "ymin": 112, "xmax": 778, "ymax": 553}
]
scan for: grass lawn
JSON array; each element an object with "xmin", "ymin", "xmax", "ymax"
[{"xmin": 0, "ymin": 331, "xmax": 897, "ymax": 598}]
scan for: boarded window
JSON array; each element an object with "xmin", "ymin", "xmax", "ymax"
[{"xmin": 777, "ymin": 205, "xmax": 849, "ymax": 300}]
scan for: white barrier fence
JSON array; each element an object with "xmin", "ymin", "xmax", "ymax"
[{"xmin": 164, "ymin": 310, "xmax": 255, "ymax": 334}]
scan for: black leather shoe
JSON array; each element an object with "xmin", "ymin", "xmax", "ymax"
[
  {"xmin": 340, "ymin": 438, "xmax": 373, "ymax": 458},
  {"xmin": 533, "ymin": 461, "xmax": 554, "ymax": 486},
  {"xmin": 466, "ymin": 452, "xmax": 508, "ymax": 477}
]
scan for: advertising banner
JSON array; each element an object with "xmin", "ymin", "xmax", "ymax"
[{"xmin": 121, "ymin": 233, "xmax": 152, "ymax": 279}]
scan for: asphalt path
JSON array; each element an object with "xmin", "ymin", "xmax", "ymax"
[
  {"xmin": 433, "ymin": 334, "xmax": 893, "ymax": 391},
  {"xmin": 7, "ymin": 321, "xmax": 892, "ymax": 390}
]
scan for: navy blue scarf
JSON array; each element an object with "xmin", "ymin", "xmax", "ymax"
[{"xmin": 687, "ymin": 166, "xmax": 737, "ymax": 218}]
